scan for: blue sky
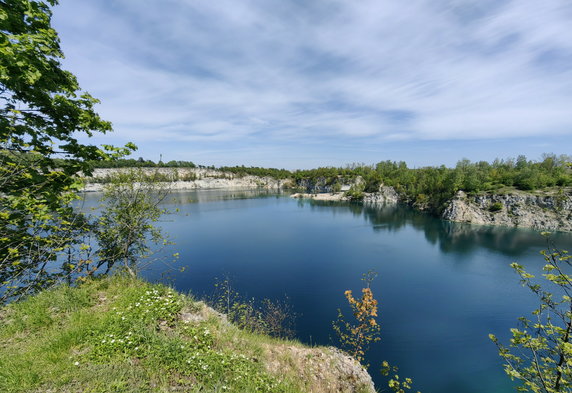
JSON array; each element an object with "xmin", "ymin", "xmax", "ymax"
[{"xmin": 52, "ymin": 0, "xmax": 572, "ymax": 169}]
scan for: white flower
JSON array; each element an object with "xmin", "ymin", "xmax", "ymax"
[{"xmin": 74, "ymin": 361, "xmax": 80, "ymax": 366}]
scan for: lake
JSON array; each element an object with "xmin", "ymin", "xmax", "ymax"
[{"xmin": 84, "ymin": 189, "xmax": 572, "ymax": 392}]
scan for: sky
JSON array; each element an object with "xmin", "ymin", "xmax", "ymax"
[{"xmin": 52, "ymin": 0, "xmax": 572, "ymax": 169}]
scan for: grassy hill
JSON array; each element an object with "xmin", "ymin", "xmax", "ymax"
[{"xmin": 0, "ymin": 276, "xmax": 373, "ymax": 393}]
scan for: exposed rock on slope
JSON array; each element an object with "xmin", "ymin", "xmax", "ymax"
[
  {"xmin": 264, "ymin": 344, "xmax": 375, "ymax": 393},
  {"xmin": 363, "ymin": 186, "xmax": 400, "ymax": 204},
  {"xmin": 83, "ymin": 168, "xmax": 284, "ymax": 191},
  {"xmin": 291, "ymin": 187, "xmax": 399, "ymax": 205},
  {"xmin": 181, "ymin": 302, "xmax": 375, "ymax": 392},
  {"xmin": 0, "ymin": 276, "xmax": 375, "ymax": 393},
  {"xmin": 442, "ymin": 190, "xmax": 572, "ymax": 231},
  {"xmin": 85, "ymin": 168, "xmax": 572, "ymax": 231}
]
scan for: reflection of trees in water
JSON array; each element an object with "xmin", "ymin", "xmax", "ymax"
[
  {"xmin": 303, "ymin": 200, "xmax": 572, "ymax": 258},
  {"xmin": 164, "ymin": 190, "xmax": 283, "ymax": 206}
]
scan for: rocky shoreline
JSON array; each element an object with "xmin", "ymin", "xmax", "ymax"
[
  {"xmin": 291, "ymin": 187, "xmax": 572, "ymax": 232},
  {"xmin": 442, "ymin": 190, "xmax": 572, "ymax": 232},
  {"xmin": 83, "ymin": 168, "xmax": 572, "ymax": 232},
  {"xmin": 291, "ymin": 186, "xmax": 399, "ymax": 205}
]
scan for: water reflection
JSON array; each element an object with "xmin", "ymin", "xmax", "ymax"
[
  {"xmin": 81, "ymin": 188, "xmax": 286, "ymax": 207},
  {"xmin": 300, "ymin": 199, "xmax": 572, "ymax": 258},
  {"xmin": 131, "ymin": 190, "xmax": 572, "ymax": 393},
  {"xmin": 165, "ymin": 189, "xmax": 285, "ymax": 206}
]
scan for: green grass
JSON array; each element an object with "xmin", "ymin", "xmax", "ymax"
[{"xmin": 0, "ymin": 276, "xmax": 308, "ymax": 393}]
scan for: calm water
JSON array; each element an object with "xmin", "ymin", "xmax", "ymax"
[{"xmin": 84, "ymin": 189, "xmax": 572, "ymax": 392}]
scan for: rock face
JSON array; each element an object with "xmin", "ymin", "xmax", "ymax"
[
  {"xmin": 291, "ymin": 186, "xmax": 400, "ymax": 205},
  {"xmin": 294, "ymin": 176, "xmax": 366, "ymax": 194},
  {"xmin": 442, "ymin": 190, "xmax": 572, "ymax": 231},
  {"xmin": 264, "ymin": 345, "xmax": 375, "ymax": 393},
  {"xmin": 182, "ymin": 303, "xmax": 375, "ymax": 393},
  {"xmin": 363, "ymin": 186, "xmax": 400, "ymax": 204},
  {"xmin": 82, "ymin": 168, "xmax": 284, "ymax": 192}
]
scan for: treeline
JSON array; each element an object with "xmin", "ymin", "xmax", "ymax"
[
  {"xmin": 291, "ymin": 154, "xmax": 572, "ymax": 212},
  {"xmin": 85, "ymin": 155, "xmax": 572, "ymax": 212},
  {"xmin": 88, "ymin": 157, "xmax": 197, "ymax": 168},
  {"xmin": 219, "ymin": 165, "xmax": 292, "ymax": 179},
  {"xmin": 6, "ymin": 151, "xmax": 570, "ymax": 210}
]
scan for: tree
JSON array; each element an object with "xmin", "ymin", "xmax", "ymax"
[
  {"xmin": 0, "ymin": 0, "xmax": 134, "ymax": 300},
  {"xmin": 490, "ymin": 240, "xmax": 572, "ymax": 392},
  {"xmin": 92, "ymin": 169, "xmax": 170, "ymax": 277},
  {"xmin": 334, "ymin": 271, "xmax": 421, "ymax": 392},
  {"xmin": 333, "ymin": 271, "xmax": 381, "ymax": 365}
]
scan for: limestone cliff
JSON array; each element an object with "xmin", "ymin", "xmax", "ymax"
[
  {"xmin": 291, "ymin": 186, "xmax": 400, "ymax": 205},
  {"xmin": 82, "ymin": 167, "xmax": 285, "ymax": 192},
  {"xmin": 84, "ymin": 168, "xmax": 572, "ymax": 231},
  {"xmin": 363, "ymin": 186, "xmax": 400, "ymax": 204},
  {"xmin": 442, "ymin": 190, "xmax": 572, "ymax": 232}
]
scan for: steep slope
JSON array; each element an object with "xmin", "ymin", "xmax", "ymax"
[{"xmin": 0, "ymin": 276, "xmax": 374, "ymax": 393}]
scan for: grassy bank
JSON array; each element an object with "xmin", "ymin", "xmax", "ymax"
[{"xmin": 0, "ymin": 276, "xmax": 373, "ymax": 393}]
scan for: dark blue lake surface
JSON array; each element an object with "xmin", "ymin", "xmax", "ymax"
[{"xmin": 85, "ymin": 189, "xmax": 572, "ymax": 392}]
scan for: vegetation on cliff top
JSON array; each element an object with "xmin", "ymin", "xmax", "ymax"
[{"xmin": 0, "ymin": 275, "xmax": 373, "ymax": 393}]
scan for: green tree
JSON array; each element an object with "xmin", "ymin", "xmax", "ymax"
[
  {"xmin": 490, "ymin": 241, "xmax": 572, "ymax": 392},
  {"xmin": 0, "ymin": 0, "xmax": 134, "ymax": 300},
  {"xmin": 93, "ymin": 169, "xmax": 170, "ymax": 277}
]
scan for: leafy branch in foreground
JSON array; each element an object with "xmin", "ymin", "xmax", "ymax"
[
  {"xmin": 334, "ymin": 271, "xmax": 421, "ymax": 392},
  {"xmin": 490, "ymin": 240, "xmax": 572, "ymax": 392},
  {"xmin": 0, "ymin": 0, "xmax": 135, "ymax": 301},
  {"xmin": 333, "ymin": 271, "xmax": 381, "ymax": 365},
  {"xmin": 381, "ymin": 361, "xmax": 421, "ymax": 393}
]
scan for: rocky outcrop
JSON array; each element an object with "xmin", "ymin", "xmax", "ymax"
[
  {"xmin": 291, "ymin": 186, "xmax": 399, "ymax": 205},
  {"xmin": 264, "ymin": 345, "xmax": 375, "ymax": 393},
  {"xmin": 82, "ymin": 168, "xmax": 284, "ymax": 192},
  {"xmin": 442, "ymin": 190, "xmax": 572, "ymax": 231},
  {"xmin": 182, "ymin": 302, "xmax": 375, "ymax": 393},
  {"xmin": 295, "ymin": 178, "xmax": 336, "ymax": 193},
  {"xmin": 363, "ymin": 186, "xmax": 400, "ymax": 204},
  {"xmin": 294, "ymin": 176, "xmax": 365, "ymax": 194}
]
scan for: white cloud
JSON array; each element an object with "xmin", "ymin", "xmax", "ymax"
[{"xmin": 52, "ymin": 0, "xmax": 572, "ymax": 165}]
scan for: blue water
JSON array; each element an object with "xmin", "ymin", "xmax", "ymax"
[{"xmin": 84, "ymin": 189, "xmax": 572, "ymax": 392}]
